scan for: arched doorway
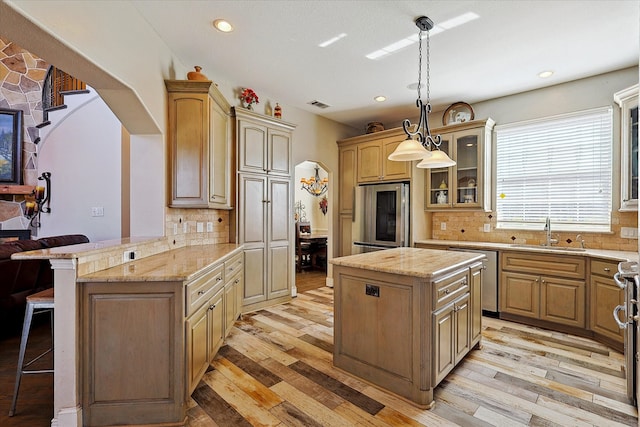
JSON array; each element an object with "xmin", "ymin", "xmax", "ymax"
[{"xmin": 294, "ymin": 160, "xmax": 331, "ymax": 293}]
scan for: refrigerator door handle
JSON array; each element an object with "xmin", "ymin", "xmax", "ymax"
[{"xmin": 613, "ymin": 304, "xmax": 628, "ymax": 329}]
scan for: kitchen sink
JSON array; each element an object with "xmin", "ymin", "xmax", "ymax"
[{"xmin": 509, "ymin": 244, "xmax": 586, "ymax": 252}]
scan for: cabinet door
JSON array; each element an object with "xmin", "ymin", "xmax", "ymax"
[
  {"xmin": 239, "ymin": 174, "xmax": 267, "ymax": 305},
  {"xmin": 470, "ymin": 265, "xmax": 482, "ymax": 346},
  {"xmin": 209, "ymin": 96, "xmax": 231, "ymax": 208},
  {"xmin": 186, "ymin": 303, "xmax": 209, "ymax": 393},
  {"xmin": 268, "ymin": 128, "xmax": 292, "ymax": 176},
  {"xmin": 168, "ymin": 91, "xmax": 209, "ymax": 207},
  {"xmin": 454, "ymin": 293, "xmax": 470, "ymax": 364},
  {"xmin": 208, "ymin": 289, "xmax": 224, "ymax": 361},
  {"xmin": 540, "ymin": 277, "xmax": 585, "ymax": 327},
  {"xmin": 268, "ymin": 177, "xmax": 291, "ymax": 299},
  {"xmin": 382, "ymin": 136, "xmax": 412, "ymax": 181},
  {"xmin": 433, "ymin": 303, "xmax": 455, "ymax": 385},
  {"xmin": 338, "ymin": 213, "xmax": 353, "ymax": 257},
  {"xmin": 452, "ymin": 128, "xmax": 481, "ymax": 207},
  {"xmin": 425, "ymin": 136, "xmax": 452, "ymax": 209},
  {"xmin": 224, "ymin": 279, "xmax": 236, "ymax": 336},
  {"xmin": 238, "ymin": 119, "xmax": 268, "ymax": 173},
  {"xmin": 590, "ymin": 274, "xmax": 625, "ymax": 343},
  {"xmin": 357, "ymin": 140, "xmax": 383, "ymax": 183},
  {"xmin": 500, "ymin": 271, "xmax": 539, "ymax": 318},
  {"xmin": 339, "ymin": 146, "xmax": 356, "ymax": 214}
]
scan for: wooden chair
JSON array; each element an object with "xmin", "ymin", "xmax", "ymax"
[{"xmin": 295, "ymin": 222, "xmax": 313, "ymax": 272}]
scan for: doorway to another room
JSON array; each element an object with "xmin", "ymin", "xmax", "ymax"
[{"xmin": 294, "ymin": 161, "xmax": 330, "ymax": 293}]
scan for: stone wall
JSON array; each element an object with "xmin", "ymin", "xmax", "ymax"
[{"xmin": 0, "ymin": 37, "xmax": 47, "ymax": 228}]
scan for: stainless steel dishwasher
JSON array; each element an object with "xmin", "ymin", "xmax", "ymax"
[{"xmin": 449, "ymin": 248, "xmax": 499, "ymax": 316}]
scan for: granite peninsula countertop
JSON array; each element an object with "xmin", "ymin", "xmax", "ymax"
[
  {"xmin": 11, "ymin": 236, "xmax": 167, "ymax": 260},
  {"xmin": 77, "ymin": 243, "xmax": 243, "ymax": 282},
  {"xmin": 330, "ymin": 247, "xmax": 484, "ymax": 279},
  {"xmin": 414, "ymin": 239, "xmax": 637, "ymax": 262}
]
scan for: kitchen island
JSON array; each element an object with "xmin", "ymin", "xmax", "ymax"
[{"xmin": 330, "ymin": 247, "xmax": 484, "ymax": 408}]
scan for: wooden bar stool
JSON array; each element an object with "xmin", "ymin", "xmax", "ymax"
[{"xmin": 9, "ymin": 287, "xmax": 54, "ymax": 417}]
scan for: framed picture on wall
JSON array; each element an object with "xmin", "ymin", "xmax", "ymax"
[{"xmin": 0, "ymin": 108, "xmax": 23, "ymax": 185}]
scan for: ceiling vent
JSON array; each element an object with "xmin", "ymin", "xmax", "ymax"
[{"xmin": 308, "ymin": 100, "xmax": 331, "ymax": 109}]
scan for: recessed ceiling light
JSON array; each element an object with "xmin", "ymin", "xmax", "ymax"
[
  {"xmin": 374, "ymin": 96, "xmax": 386, "ymax": 102},
  {"xmin": 213, "ymin": 19, "xmax": 233, "ymax": 33},
  {"xmin": 538, "ymin": 70, "xmax": 554, "ymax": 78}
]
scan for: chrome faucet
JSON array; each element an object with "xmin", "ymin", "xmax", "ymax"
[
  {"xmin": 544, "ymin": 217, "xmax": 558, "ymax": 246},
  {"xmin": 576, "ymin": 234, "xmax": 586, "ymax": 249}
]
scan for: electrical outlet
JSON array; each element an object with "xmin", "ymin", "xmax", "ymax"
[
  {"xmin": 206, "ymin": 222, "xmax": 213, "ymax": 232},
  {"xmin": 441, "ymin": 222, "xmax": 446, "ymax": 230},
  {"xmin": 91, "ymin": 206, "xmax": 104, "ymax": 217},
  {"xmin": 122, "ymin": 250, "xmax": 136, "ymax": 262},
  {"xmin": 621, "ymin": 227, "xmax": 638, "ymax": 239},
  {"xmin": 483, "ymin": 224, "xmax": 491, "ymax": 232},
  {"xmin": 196, "ymin": 222, "xmax": 204, "ymax": 233}
]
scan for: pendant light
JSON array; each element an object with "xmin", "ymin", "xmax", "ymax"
[{"xmin": 388, "ymin": 16, "xmax": 455, "ymax": 169}]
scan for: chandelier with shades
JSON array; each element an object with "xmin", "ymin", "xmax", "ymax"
[
  {"xmin": 300, "ymin": 165, "xmax": 328, "ymax": 197},
  {"xmin": 387, "ymin": 16, "xmax": 456, "ymax": 169}
]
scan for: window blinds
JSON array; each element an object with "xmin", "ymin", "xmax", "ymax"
[{"xmin": 496, "ymin": 107, "xmax": 613, "ymax": 232}]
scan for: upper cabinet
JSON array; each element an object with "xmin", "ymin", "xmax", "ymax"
[
  {"xmin": 356, "ymin": 133, "xmax": 412, "ymax": 183},
  {"xmin": 424, "ymin": 119, "xmax": 495, "ymax": 211},
  {"xmin": 614, "ymin": 84, "xmax": 639, "ymax": 212},
  {"xmin": 236, "ymin": 108, "xmax": 293, "ymax": 177},
  {"xmin": 165, "ymin": 80, "xmax": 233, "ymax": 209}
]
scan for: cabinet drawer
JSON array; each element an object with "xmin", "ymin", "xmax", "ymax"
[
  {"xmin": 501, "ymin": 252, "xmax": 585, "ymax": 279},
  {"xmin": 186, "ymin": 264, "xmax": 224, "ymax": 317},
  {"xmin": 590, "ymin": 259, "xmax": 618, "ymax": 278},
  {"xmin": 225, "ymin": 253, "xmax": 243, "ymax": 279},
  {"xmin": 434, "ymin": 269, "xmax": 469, "ymax": 310}
]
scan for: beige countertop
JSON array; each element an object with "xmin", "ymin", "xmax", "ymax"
[
  {"xmin": 330, "ymin": 247, "xmax": 484, "ymax": 279},
  {"xmin": 414, "ymin": 239, "xmax": 638, "ymax": 262},
  {"xmin": 77, "ymin": 243, "xmax": 243, "ymax": 282},
  {"xmin": 11, "ymin": 236, "xmax": 166, "ymax": 260}
]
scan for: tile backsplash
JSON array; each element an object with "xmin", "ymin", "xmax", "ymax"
[
  {"xmin": 431, "ymin": 210, "xmax": 638, "ymax": 252},
  {"xmin": 165, "ymin": 208, "xmax": 231, "ymax": 248}
]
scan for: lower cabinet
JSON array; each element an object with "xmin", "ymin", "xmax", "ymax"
[
  {"xmin": 81, "ymin": 247, "xmax": 244, "ymax": 426},
  {"xmin": 590, "ymin": 258, "xmax": 624, "ymax": 346},
  {"xmin": 500, "ymin": 252, "xmax": 586, "ymax": 328},
  {"xmin": 433, "ymin": 293, "xmax": 470, "ymax": 385}
]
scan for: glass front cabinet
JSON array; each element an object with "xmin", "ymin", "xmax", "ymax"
[
  {"xmin": 614, "ymin": 84, "xmax": 639, "ymax": 211},
  {"xmin": 425, "ymin": 118, "xmax": 495, "ymax": 211}
]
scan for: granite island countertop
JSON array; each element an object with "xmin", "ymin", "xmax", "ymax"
[
  {"xmin": 414, "ymin": 239, "xmax": 637, "ymax": 262},
  {"xmin": 77, "ymin": 243, "xmax": 243, "ymax": 282},
  {"xmin": 330, "ymin": 247, "xmax": 484, "ymax": 279}
]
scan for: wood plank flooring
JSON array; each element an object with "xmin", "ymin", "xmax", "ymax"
[
  {"xmin": 188, "ymin": 287, "xmax": 638, "ymax": 427},
  {"xmin": 0, "ymin": 283, "xmax": 636, "ymax": 426}
]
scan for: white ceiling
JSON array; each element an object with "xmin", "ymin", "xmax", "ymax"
[{"xmin": 132, "ymin": 0, "xmax": 639, "ymax": 131}]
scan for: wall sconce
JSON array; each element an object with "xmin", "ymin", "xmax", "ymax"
[{"xmin": 24, "ymin": 172, "xmax": 51, "ymax": 228}]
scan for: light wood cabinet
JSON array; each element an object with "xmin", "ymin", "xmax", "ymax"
[
  {"xmin": 500, "ymin": 251, "xmax": 586, "ymax": 328},
  {"xmin": 338, "ymin": 145, "xmax": 356, "ymax": 214},
  {"xmin": 333, "ymin": 252, "xmax": 482, "ymax": 408},
  {"xmin": 614, "ymin": 84, "xmax": 639, "ymax": 211},
  {"xmin": 424, "ymin": 119, "xmax": 494, "ymax": 211},
  {"xmin": 356, "ymin": 134, "xmax": 412, "ymax": 183},
  {"xmin": 590, "ymin": 258, "xmax": 624, "ymax": 345},
  {"xmin": 236, "ymin": 108, "xmax": 295, "ymax": 312},
  {"xmin": 166, "ymin": 80, "xmax": 233, "ymax": 209}
]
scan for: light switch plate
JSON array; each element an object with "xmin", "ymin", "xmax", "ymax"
[
  {"xmin": 441, "ymin": 222, "xmax": 446, "ymax": 230},
  {"xmin": 206, "ymin": 222, "xmax": 213, "ymax": 232},
  {"xmin": 621, "ymin": 227, "xmax": 638, "ymax": 239},
  {"xmin": 196, "ymin": 222, "xmax": 204, "ymax": 232},
  {"xmin": 483, "ymin": 224, "xmax": 491, "ymax": 232}
]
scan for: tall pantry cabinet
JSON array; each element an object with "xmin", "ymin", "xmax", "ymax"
[{"xmin": 235, "ymin": 107, "xmax": 296, "ymax": 312}]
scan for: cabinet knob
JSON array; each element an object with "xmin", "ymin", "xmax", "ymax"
[
  {"xmin": 235, "ymin": 279, "xmax": 240, "ymax": 284},
  {"xmin": 209, "ymin": 304, "xmax": 215, "ymax": 310},
  {"xmin": 541, "ymin": 279, "xmax": 546, "ymax": 284},
  {"xmin": 603, "ymin": 268, "xmax": 611, "ymax": 272},
  {"xmin": 217, "ymin": 277, "xmax": 222, "ymax": 281}
]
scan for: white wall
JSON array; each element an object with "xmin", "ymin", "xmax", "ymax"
[{"xmin": 38, "ymin": 95, "xmax": 121, "ymax": 241}]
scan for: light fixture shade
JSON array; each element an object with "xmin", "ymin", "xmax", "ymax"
[
  {"xmin": 387, "ymin": 138, "xmax": 432, "ymax": 161},
  {"xmin": 416, "ymin": 150, "xmax": 456, "ymax": 168}
]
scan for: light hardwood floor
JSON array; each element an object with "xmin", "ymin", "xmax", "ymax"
[{"xmin": 1, "ymin": 285, "xmax": 637, "ymax": 426}]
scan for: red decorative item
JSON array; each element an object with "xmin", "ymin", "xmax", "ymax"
[
  {"xmin": 240, "ymin": 88, "xmax": 259, "ymax": 109},
  {"xmin": 319, "ymin": 197, "xmax": 328, "ymax": 215}
]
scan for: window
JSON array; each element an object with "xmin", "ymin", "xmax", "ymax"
[{"xmin": 496, "ymin": 107, "xmax": 612, "ymax": 232}]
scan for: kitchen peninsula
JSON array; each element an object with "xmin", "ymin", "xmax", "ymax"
[
  {"xmin": 12, "ymin": 237, "xmax": 243, "ymax": 427},
  {"xmin": 331, "ymin": 247, "xmax": 484, "ymax": 408}
]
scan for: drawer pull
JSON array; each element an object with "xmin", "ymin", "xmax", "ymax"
[
  {"xmin": 197, "ymin": 290, "xmax": 205, "ymax": 296},
  {"xmin": 444, "ymin": 289, "xmax": 450, "ymax": 294},
  {"xmin": 217, "ymin": 277, "xmax": 222, "ymax": 282},
  {"xmin": 235, "ymin": 279, "xmax": 240, "ymax": 284},
  {"xmin": 209, "ymin": 304, "xmax": 216, "ymax": 310},
  {"xmin": 603, "ymin": 267, "xmax": 611, "ymax": 272}
]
